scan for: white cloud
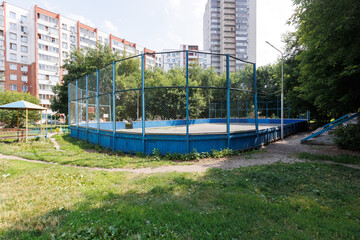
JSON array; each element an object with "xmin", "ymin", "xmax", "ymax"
[
  {"xmin": 103, "ymin": 20, "xmax": 120, "ymax": 36},
  {"xmin": 65, "ymin": 12, "xmax": 95, "ymax": 27}
]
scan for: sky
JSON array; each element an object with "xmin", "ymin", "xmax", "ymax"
[{"xmin": 8, "ymin": 0, "xmax": 295, "ymax": 66}]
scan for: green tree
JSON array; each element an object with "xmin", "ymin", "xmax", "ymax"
[
  {"xmin": 0, "ymin": 91, "xmax": 40, "ymax": 127},
  {"xmin": 289, "ymin": 0, "xmax": 360, "ymax": 119}
]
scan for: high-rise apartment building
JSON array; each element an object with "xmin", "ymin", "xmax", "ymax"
[
  {"xmin": 162, "ymin": 44, "xmax": 211, "ymax": 72},
  {"xmin": 203, "ymin": 0, "xmax": 256, "ymax": 74},
  {"xmin": 0, "ymin": 2, "xmax": 159, "ymax": 110}
]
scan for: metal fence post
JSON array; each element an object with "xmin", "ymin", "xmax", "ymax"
[
  {"xmin": 112, "ymin": 62, "xmax": 116, "ymax": 151},
  {"xmin": 266, "ymin": 102, "xmax": 268, "ymax": 118},
  {"xmin": 254, "ymin": 63, "xmax": 259, "ymax": 149},
  {"xmin": 75, "ymin": 79, "xmax": 78, "ymax": 130},
  {"xmin": 86, "ymin": 75, "xmax": 88, "ymax": 141},
  {"xmin": 96, "ymin": 69, "xmax": 100, "ymax": 145},
  {"xmin": 186, "ymin": 50, "xmax": 190, "ymax": 153},
  {"xmin": 141, "ymin": 54, "xmax": 145, "ymax": 153},
  {"xmin": 67, "ymin": 83, "xmax": 70, "ymax": 129},
  {"xmin": 226, "ymin": 54, "xmax": 230, "ymax": 148}
]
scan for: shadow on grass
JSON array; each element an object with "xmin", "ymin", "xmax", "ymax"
[{"xmin": 3, "ymin": 163, "xmax": 360, "ymax": 239}]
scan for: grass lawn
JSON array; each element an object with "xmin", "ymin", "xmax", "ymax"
[
  {"xmin": 297, "ymin": 152, "xmax": 360, "ymax": 165},
  {"xmin": 0, "ymin": 134, "xmax": 261, "ymax": 169},
  {"xmin": 0, "ymin": 135, "xmax": 193, "ymax": 169},
  {"xmin": 1, "ymin": 160, "xmax": 360, "ymax": 239}
]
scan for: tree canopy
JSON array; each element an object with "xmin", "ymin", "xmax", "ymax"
[{"xmin": 286, "ymin": 0, "xmax": 360, "ymax": 119}]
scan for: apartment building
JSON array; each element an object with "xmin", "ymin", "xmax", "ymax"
[
  {"xmin": 162, "ymin": 44, "xmax": 211, "ymax": 72},
  {"xmin": 203, "ymin": 0, "xmax": 256, "ymax": 74},
  {"xmin": 0, "ymin": 2, "xmax": 157, "ymax": 110}
]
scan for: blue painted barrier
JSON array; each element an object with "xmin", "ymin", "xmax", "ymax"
[{"xmin": 70, "ymin": 118, "xmax": 308, "ymax": 154}]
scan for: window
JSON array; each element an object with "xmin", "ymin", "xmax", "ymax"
[
  {"xmin": 70, "ymin": 36, "xmax": 75, "ymax": 43},
  {"xmin": 62, "ymin": 33, "xmax": 67, "ymax": 40},
  {"xmin": 99, "ymin": 36, "xmax": 102, "ymax": 42},
  {"xmin": 21, "ymin": 35, "xmax": 28, "ymax": 43},
  {"xmin": 21, "ymin": 45, "xmax": 28, "ymax": 53},
  {"xmin": 21, "ymin": 26, "xmax": 28, "ymax": 33},
  {"xmin": 70, "ymin": 26, "xmax": 75, "ymax": 32},
  {"xmin": 62, "ymin": 23, "xmax": 67, "ymax": 30},
  {"xmin": 62, "ymin": 51, "xmax": 68, "ymax": 58},
  {"xmin": 21, "ymin": 66, "xmax": 28, "ymax": 71},
  {"xmin": 9, "ymin": 33, "xmax": 16, "ymax": 40},
  {"xmin": 10, "ymin": 84, "xmax": 17, "ymax": 91},
  {"xmin": 10, "ymin": 23, "xmax": 16, "ymax": 30},
  {"xmin": 0, "ymin": 60, "xmax": 4, "ymax": 67},
  {"xmin": 21, "ymin": 56, "xmax": 28, "ymax": 62},
  {"xmin": 10, "ymin": 64, "xmax": 17, "ymax": 70},
  {"xmin": 70, "ymin": 44, "xmax": 76, "ymax": 49},
  {"xmin": 21, "ymin": 85, "xmax": 28, "ymax": 92},
  {"xmin": 0, "ymin": 40, "xmax": 3, "ymax": 46},
  {"xmin": 10, "ymin": 53, "xmax": 16, "ymax": 61},
  {"xmin": 9, "ymin": 12, "xmax": 16, "ymax": 19},
  {"xmin": 10, "ymin": 74, "xmax": 17, "ymax": 81},
  {"xmin": 21, "ymin": 76, "xmax": 28, "ymax": 82},
  {"xmin": 62, "ymin": 42, "xmax": 68, "ymax": 49},
  {"xmin": 21, "ymin": 15, "xmax": 27, "ymax": 22},
  {"xmin": 10, "ymin": 43, "xmax": 17, "ymax": 50},
  {"xmin": 0, "ymin": 50, "xmax": 4, "ymax": 57}
]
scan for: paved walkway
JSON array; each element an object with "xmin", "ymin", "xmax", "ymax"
[{"xmin": 0, "ymin": 132, "xmax": 359, "ymax": 173}]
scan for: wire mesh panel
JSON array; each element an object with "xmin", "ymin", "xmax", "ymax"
[
  {"xmin": 68, "ymin": 83, "xmax": 76, "ymax": 126},
  {"xmin": 98, "ymin": 64, "xmax": 113, "ymax": 131},
  {"xmin": 229, "ymin": 58, "xmax": 255, "ymax": 132},
  {"xmin": 87, "ymin": 72, "xmax": 97, "ymax": 129},
  {"xmin": 115, "ymin": 56, "xmax": 141, "ymax": 91},
  {"xmin": 77, "ymin": 77, "xmax": 86, "ymax": 126}
]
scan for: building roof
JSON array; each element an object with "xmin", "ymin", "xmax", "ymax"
[{"xmin": 0, "ymin": 101, "xmax": 47, "ymax": 110}]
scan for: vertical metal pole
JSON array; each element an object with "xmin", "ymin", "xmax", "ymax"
[
  {"xmin": 45, "ymin": 109, "xmax": 47, "ymax": 139},
  {"xmin": 281, "ymin": 55, "xmax": 284, "ymax": 140},
  {"xmin": 75, "ymin": 80, "xmax": 78, "ymax": 129},
  {"xmin": 25, "ymin": 109, "xmax": 28, "ymax": 143},
  {"xmin": 109, "ymin": 94, "xmax": 112, "ymax": 122},
  {"xmin": 237, "ymin": 103, "xmax": 239, "ymax": 118},
  {"xmin": 277, "ymin": 97, "xmax": 279, "ymax": 118},
  {"xmin": 246, "ymin": 102, "xmax": 248, "ymax": 118},
  {"xmin": 141, "ymin": 54, "xmax": 145, "ymax": 153},
  {"xmin": 96, "ymin": 69, "xmax": 100, "ymax": 144},
  {"xmin": 86, "ymin": 75, "xmax": 88, "ymax": 141},
  {"xmin": 112, "ymin": 62, "xmax": 116, "ymax": 150},
  {"xmin": 209, "ymin": 104, "xmax": 210, "ymax": 119},
  {"xmin": 226, "ymin": 54, "xmax": 230, "ymax": 148},
  {"xmin": 51, "ymin": 114, "xmax": 52, "ymax": 133},
  {"xmin": 67, "ymin": 83, "xmax": 70, "ymax": 131},
  {"xmin": 254, "ymin": 63, "xmax": 259, "ymax": 149},
  {"xmin": 186, "ymin": 50, "xmax": 190, "ymax": 153},
  {"xmin": 266, "ymin": 102, "xmax": 268, "ymax": 118}
]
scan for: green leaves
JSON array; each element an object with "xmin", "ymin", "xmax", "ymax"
[{"xmin": 288, "ymin": 0, "xmax": 360, "ymax": 119}]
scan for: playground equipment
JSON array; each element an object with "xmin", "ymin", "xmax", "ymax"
[
  {"xmin": 301, "ymin": 113, "xmax": 359, "ymax": 143},
  {"xmin": 50, "ymin": 113, "xmax": 67, "ymax": 134},
  {"xmin": 68, "ymin": 51, "xmax": 308, "ymax": 154},
  {"xmin": 0, "ymin": 100, "xmax": 47, "ymax": 142}
]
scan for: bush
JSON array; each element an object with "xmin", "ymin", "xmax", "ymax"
[{"xmin": 333, "ymin": 124, "xmax": 360, "ymax": 151}]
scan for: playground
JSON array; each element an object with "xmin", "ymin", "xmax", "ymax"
[{"xmin": 68, "ymin": 51, "xmax": 308, "ymax": 154}]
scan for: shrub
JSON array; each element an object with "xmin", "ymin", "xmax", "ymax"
[{"xmin": 333, "ymin": 124, "xmax": 360, "ymax": 151}]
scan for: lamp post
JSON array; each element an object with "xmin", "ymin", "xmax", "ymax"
[{"xmin": 266, "ymin": 41, "xmax": 284, "ymax": 140}]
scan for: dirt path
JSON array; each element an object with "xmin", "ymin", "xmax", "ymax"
[
  {"xmin": 48, "ymin": 133, "xmax": 61, "ymax": 151},
  {"xmin": 1, "ymin": 132, "xmax": 359, "ymax": 173}
]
